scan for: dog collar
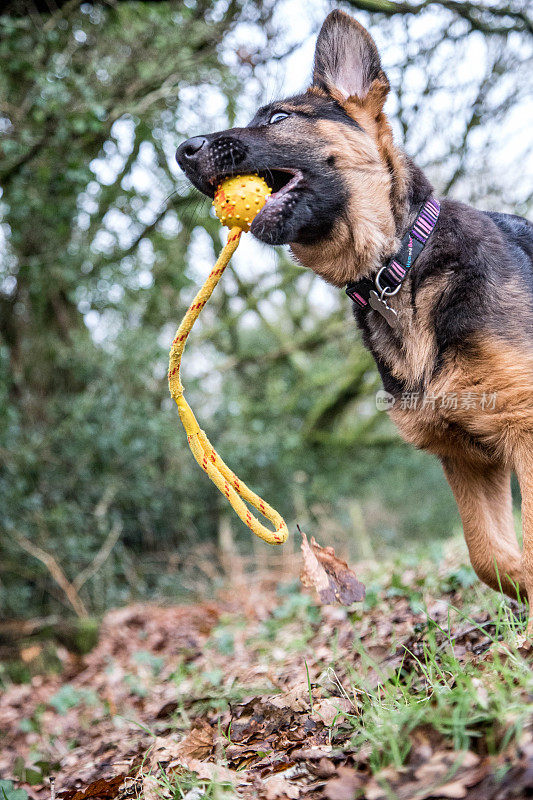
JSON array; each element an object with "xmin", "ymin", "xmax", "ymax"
[{"xmin": 345, "ymin": 196, "xmax": 440, "ymax": 327}]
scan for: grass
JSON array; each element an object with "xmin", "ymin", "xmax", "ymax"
[
  {"xmin": 159, "ymin": 769, "xmax": 235, "ymax": 800},
  {"xmin": 141, "ymin": 728, "xmax": 237, "ymax": 800},
  {"xmin": 344, "ymin": 625, "xmax": 532, "ymax": 771}
]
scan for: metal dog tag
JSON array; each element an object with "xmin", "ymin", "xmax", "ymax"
[{"xmin": 369, "ymin": 290, "xmax": 398, "ymax": 327}]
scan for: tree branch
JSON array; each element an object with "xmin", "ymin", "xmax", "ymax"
[
  {"xmin": 9, "ymin": 531, "xmax": 89, "ymax": 618},
  {"xmin": 344, "ymin": 1, "xmax": 532, "ymax": 35},
  {"xmin": 73, "ymin": 521, "xmax": 122, "ymax": 592},
  {"xmin": 0, "ymin": 130, "xmax": 49, "ymax": 186}
]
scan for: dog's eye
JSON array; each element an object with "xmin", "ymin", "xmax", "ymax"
[{"xmin": 269, "ymin": 112, "xmax": 290, "ymax": 124}]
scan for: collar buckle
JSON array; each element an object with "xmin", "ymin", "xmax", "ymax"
[
  {"xmin": 375, "ymin": 265, "xmax": 402, "ymax": 300},
  {"xmin": 345, "ymin": 197, "xmax": 440, "ymax": 328}
]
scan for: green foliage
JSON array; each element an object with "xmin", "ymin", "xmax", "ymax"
[
  {"xmin": 159, "ymin": 768, "xmax": 235, "ymax": 800},
  {"xmin": 0, "ymin": 780, "xmax": 29, "ymax": 800},
  {"xmin": 0, "ymin": 1, "xmax": 267, "ymax": 617},
  {"xmin": 48, "ymin": 685, "xmax": 99, "ymax": 715},
  {"xmin": 159, "ymin": 548, "xmax": 532, "ymax": 791},
  {"xmin": 1, "ymin": 0, "xmax": 530, "ymax": 619}
]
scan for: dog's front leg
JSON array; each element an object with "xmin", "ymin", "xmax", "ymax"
[
  {"xmin": 441, "ymin": 456, "xmax": 524, "ymax": 600},
  {"xmin": 514, "ymin": 440, "xmax": 533, "ymax": 633}
]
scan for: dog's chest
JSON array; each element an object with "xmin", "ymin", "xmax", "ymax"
[
  {"xmin": 358, "ymin": 300, "xmax": 504, "ymax": 462},
  {"xmin": 362, "ymin": 305, "xmax": 533, "ymax": 464},
  {"xmin": 360, "ymin": 286, "xmax": 440, "ymax": 392}
]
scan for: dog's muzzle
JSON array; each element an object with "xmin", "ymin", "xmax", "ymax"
[{"xmin": 176, "ymin": 134, "xmax": 248, "ymax": 195}]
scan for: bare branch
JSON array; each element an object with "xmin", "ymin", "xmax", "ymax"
[
  {"xmin": 73, "ymin": 521, "xmax": 122, "ymax": 592},
  {"xmin": 9, "ymin": 531, "xmax": 89, "ymax": 618},
  {"xmin": 344, "ymin": 0, "xmax": 532, "ymax": 35},
  {"xmin": 0, "ymin": 127, "xmax": 50, "ymax": 186}
]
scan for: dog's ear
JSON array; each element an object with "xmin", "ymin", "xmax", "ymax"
[{"xmin": 312, "ymin": 10, "xmax": 389, "ymax": 113}]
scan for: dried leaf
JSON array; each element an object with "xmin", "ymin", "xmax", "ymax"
[
  {"xmin": 262, "ymin": 774, "xmax": 300, "ymax": 799},
  {"xmin": 324, "ymin": 767, "xmax": 362, "ymax": 800},
  {"xmin": 20, "ymin": 645, "xmax": 42, "ymax": 663},
  {"xmin": 172, "ymin": 758, "xmax": 237, "ymax": 785},
  {"xmin": 414, "ymin": 751, "xmax": 478, "ymax": 784},
  {"xmin": 311, "ymin": 698, "xmax": 352, "ymax": 727},
  {"xmin": 58, "ymin": 776, "xmax": 125, "ymax": 800},
  {"xmin": 175, "ymin": 719, "xmax": 214, "ymax": 760},
  {"xmin": 314, "ymin": 758, "xmax": 337, "ymax": 778},
  {"xmin": 270, "ymin": 683, "xmax": 310, "ymax": 712},
  {"xmin": 366, "ymin": 750, "xmax": 484, "ymax": 800},
  {"xmin": 141, "ymin": 775, "xmax": 161, "ymax": 800},
  {"xmin": 300, "ymin": 532, "xmax": 365, "ymax": 605},
  {"xmin": 5, "ymin": 550, "xmax": 533, "ymax": 800},
  {"xmin": 290, "ymin": 747, "xmax": 337, "ymax": 761},
  {"xmin": 155, "ymin": 700, "xmax": 179, "ymax": 719},
  {"xmin": 514, "ymin": 633, "xmax": 533, "ymax": 657},
  {"xmin": 431, "ymin": 779, "xmax": 468, "ymax": 799}
]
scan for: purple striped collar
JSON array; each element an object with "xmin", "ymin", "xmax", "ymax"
[{"xmin": 345, "ymin": 196, "xmax": 441, "ymax": 327}]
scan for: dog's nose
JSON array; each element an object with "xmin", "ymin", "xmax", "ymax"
[{"xmin": 176, "ymin": 136, "xmax": 207, "ymax": 166}]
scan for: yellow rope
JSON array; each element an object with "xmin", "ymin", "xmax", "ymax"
[{"xmin": 168, "ymin": 226, "xmax": 289, "ymax": 545}]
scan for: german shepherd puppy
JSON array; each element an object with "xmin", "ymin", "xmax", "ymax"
[{"xmin": 177, "ymin": 11, "xmax": 533, "ymax": 625}]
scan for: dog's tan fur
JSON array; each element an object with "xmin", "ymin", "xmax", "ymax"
[
  {"xmin": 291, "ymin": 80, "xmax": 409, "ymax": 286},
  {"xmin": 291, "ymin": 116, "xmax": 397, "ymax": 285}
]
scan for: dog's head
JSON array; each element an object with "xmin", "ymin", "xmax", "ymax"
[{"xmin": 177, "ymin": 11, "xmax": 407, "ymax": 285}]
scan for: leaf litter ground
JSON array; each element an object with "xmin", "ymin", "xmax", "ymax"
[{"xmin": 1, "ymin": 536, "xmax": 533, "ymax": 800}]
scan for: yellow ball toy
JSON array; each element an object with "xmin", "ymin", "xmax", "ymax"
[{"xmin": 213, "ymin": 174, "xmax": 271, "ymax": 232}]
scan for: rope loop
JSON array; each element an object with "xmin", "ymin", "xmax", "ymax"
[{"xmin": 168, "ymin": 226, "xmax": 289, "ymax": 546}]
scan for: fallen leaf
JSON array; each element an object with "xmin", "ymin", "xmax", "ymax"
[
  {"xmin": 140, "ymin": 775, "xmax": 160, "ymax": 800},
  {"xmin": 315, "ymin": 758, "xmax": 336, "ymax": 778},
  {"xmin": 324, "ymin": 766, "xmax": 362, "ymax": 800},
  {"xmin": 365, "ymin": 750, "xmax": 484, "ymax": 800},
  {"xmin": 311, "ymin": 698, "xmax": 352, "ymax": 727},
  {"xmin": 270, "ymin": 683, "xmax": 310, "ymax": 712},
  {"xmin": 514, "ymin": 633, "xmax": 533, "ymax": 657},
  {"xmin": 181, "ymin": 790, "xmax": 205, "ymax": 800},
  {"xmin": 300, "ymin": 532, "xmax": 365, "ymax": 605},
  {"xmin": 364, "ymin": 767, "xmax": 408, "ymax": 800},
  {"xmin": 20, "ymin": 645, "xmax": 42, "ymax": 663},
  {"xmin": 290, "ymin": 747, "xmax": 337, "ymax": 761},
  {"xmin": 5, "ymin": 550, "xmax": 533, "ymax": 800},
  {"xmin": 175, "ymin": 719, "xmax": 214, "ymax": 760},
  {"xmin": 172, "ymin": 758, "xmax": 237, "ymax": 785},
  {"xmin": 155, "ymin": 700, "xmax": 179, "ymax": 719},
  {"xmin": 414, "ymin": 750, "xmax": 478, "ymax": 784},
  {"xmin": 58, "ymin": 776, "xmax": 125, "ymax": 800},
  {"xmin": 431, "ymin": 779, "xmax": 468, "ymax": 799},
  {"xmin": 262, "ymin": 774, "xmax": 300, "ymax": 799}
]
